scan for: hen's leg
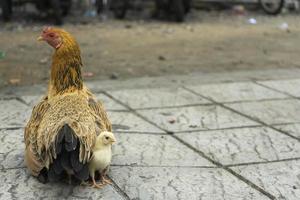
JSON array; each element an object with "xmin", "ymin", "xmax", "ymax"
[
  {"xmin": 91, "ymin": 173, "xmax": 104, "ymax": 189},
  {"xmin": 80, "ymin": 181, "xmax": 90, "ymax": 186},
  {"xmin": 67, "ymin": 173, "xmax": 72, "ymax": 185}
]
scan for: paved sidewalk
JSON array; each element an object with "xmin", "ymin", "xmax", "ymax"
[{"xmin": 1, "ymin": 68, "xmax": 300, "ymax": 200}]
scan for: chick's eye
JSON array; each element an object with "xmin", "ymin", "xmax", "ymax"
[{"xmin": 105, "ymin": 136, "xmax": 109, "ymax": 140}]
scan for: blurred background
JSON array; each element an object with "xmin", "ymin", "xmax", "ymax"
[{"xmin": 0, "ymin": 0, "xmax": 300, "ymax": 88}]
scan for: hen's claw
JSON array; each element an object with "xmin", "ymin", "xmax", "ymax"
[
  {"xmin": 80, "ymin": 181, "xmax": 90, "ymax": 186},
  {"xmin": 91, "ymin": 177, "xmax": 104, "ymax": 189},
  {"xmin": 102, "ymin": 176, "xmax": 112, "ymax": 184},
  {"xmin": 92, "ymin": 183, "xmax": 104, "ymax": 189}
]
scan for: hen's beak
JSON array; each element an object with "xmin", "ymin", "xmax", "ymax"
[{"xmin": 37, "ymin": 36, "xmax": 44, "ymax": 41}]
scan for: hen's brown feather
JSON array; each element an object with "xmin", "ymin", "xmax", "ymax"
[
  {"xmin": 25, "ymin": 90, "xmax": 112, "ymax": 179},
  {"xmin": 88, "ymin": 98, "xmax": 112, "ymax": 132},
  {"xmin": 24, "ymin": 28, "xmax": 112, "ymax": 182},
  {"xmin": 25, "ymin": 96, "xmax": 50, "ymax": 176}
]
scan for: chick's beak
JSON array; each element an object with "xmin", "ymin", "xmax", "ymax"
[
  {"xmin": 111, "ymin": 138, "xmax": 116, "ymax": 143},
  {"xmin": 37, "ymin": 36, "xmax": 44, "ymax": 41}
]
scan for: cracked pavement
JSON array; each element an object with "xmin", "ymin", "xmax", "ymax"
[{"xmin": 0, "ymin": 68, "xmax": 300, "ymax": 200}]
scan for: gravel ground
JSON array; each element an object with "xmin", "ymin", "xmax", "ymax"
[{"xmin": 1, "ymin": 9, "xmax": 300, "ymax": 88}]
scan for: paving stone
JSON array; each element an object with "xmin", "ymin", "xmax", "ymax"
[
  {"xmin": 21, "ymin": 94, "xmax": 127, "ymax": 111},
  {"xmin": 137, "ymin": 105, "xmax": 258, "ymax": 132},
  {"xmin": 4, "ymin": 73, "xmax": 300, "ymax": 200},
  {"xmin": 227, "ymin": 99, "xmax": 300, "ymax": 124},
  {"xmin": 110, "ymin": 166, "xmax": 269, "ymax": 200},
  {"xmin": 0, "ymin": 129, "xmax": 24, "ymax": 169},
  {"xmin": 274, "ymin": 123, "xmax": 300, "ymax": 139},
  {"xmin": 175, "ymin": 127, "xmax": 300, "ymax": 165},
  {"xmin": 231, "ymin": 160, "xmax": 300, "ymax": 200},
  {"xmin": 112, "ymin": 133, "xmax": 213, "ymax": 167},
  {"xmin": 108, "ymin": 111, "xmax": 162, "ymax": 133},
  {"xmin": 0, "ymin": 99, "xmax": 31, "ymax": 128},
  {"xmin": 109, "ymin": 87, "xmax": 210, "ymax": 109},
  {"xmin": 187, "ymin": 82, "xmax": 287, "ymax": 103},
  {"xmin": 258, "ymin": 79, "xmax": 300, "ymax": 97},
  {"xmin": 0, "ymin": 168, "xmax": 122, "ymax": 200},
  {"xmin": 0, "ymin": 129, "xmax": 212, "ymax": 170},
  {"xmin": 94, "ymin": 93, "xmax": 128, "ymax": 111},
  {"xmin": 20, "ymin": 95, "xmax": 44, "ymax": 106}
]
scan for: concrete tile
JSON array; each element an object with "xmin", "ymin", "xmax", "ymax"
[
  {"xmin": 20, "ymin": 95, "xmax": 44, "ymax": 106},
  {"xmin": 21, "ymin": 94, "xmax": 127, "ymax": 111},
  {"xmin": 110, "ymin": 166, "xmax": 269, "ymax": 200},
  {"xmin": 0, "ymin": 120, "xmax": 164, "ymax": 170},
  {"xmin": 175, "ymin": 127, "xmax": 300, "ymax": 165},
  {"xmin": 227, "ymin": 99, "xmax": 300, "ymax": 124},
  {"xmin": 231, "ymin": 160, "xmax": 300, "ymax": 200},
  {"xmin": 108, "ymin": 111, "xmax": 162, "ymax": 133},
  {"xmin": 137, "ymin": 105, "xmax": 258, "ymax": 132},
  {"xmin": 0, "ymin": 99, "xmax": 31, "ymax": 128},
  {"xmin": 109, "ymin": 87, "xmax": 210, "ymax": 109},
  {"xmin": 258, "ymin": 79, "xmax": 300, "ymax": 97},
  {"xmin": 187, "ymin": 82, "xmax": 287, "ymax": 103},
  {"xmin": 94, "ymin": 93, "xmax": 128, "ymax": 111},
  {"xmin": 0, "ymin": 129, "xmax": 24, "ymax": 169},
  {"xmin": 275, "ymin": 124, "xmax": 300, "ymax": 139},
  {"xmin": 0, "ymin": 168, "xmax": 122, "ymax": 200},
  {"xmin": 0, "ymin": 129, "xmax": 212, "ymax": 170},
  {"xmin": 112, "ymin": 133, "xmax": 213, "ymax": 167}
]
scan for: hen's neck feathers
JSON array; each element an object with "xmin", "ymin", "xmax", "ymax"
[{"xmin": 50, "ymin": 34, "xmax": 83, "ymax": 95}]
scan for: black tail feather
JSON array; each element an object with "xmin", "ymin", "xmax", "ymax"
[
  {"xmin": 71, "ymin": 147, "xmax": 84, "ymax": 172},
  {"xmin": 55, "ymin": 126, "xmax": 66, "ymax": 155},
  {"xmin": 52, "ymin": 158, "xmax": 63, "ymax": 175},
  {"xmin": 57, "ymin": 127, "xmax": 66, "ymax": 143},
  {"xmin": 55, "ymin": 140, "xmax": 62, "ymax": 155},
  {"xmin": 74, "ymin": 164, "xmax": 89, "ymax": 181},
  {"xmin": 37, "ymin": 168, "xmax": 48, "ymax": 184},
  {"xmin": 39, "ymin": 124, "xmax": 89, "ymax": 183},
  {"xmin": 60, "ymin": 148, "xmax": 72, "ymax": 171},
  {"xmin": 64, "ymin": 127, "xmax": 75, "ymax": 142},
  {"xmin": 65, "ymin": 139, "xmax": 77, "ymax": 152},
  {"xmin": 48, "ymin": 165, "xmax": 61, "ymax": 182},
  {"xmin": 64, "ymin": 126, "xmax": 77, "ymax": 151}
]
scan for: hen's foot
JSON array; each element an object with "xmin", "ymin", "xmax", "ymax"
[
  {"xmin": 91, "ymin": 178, "xmax": 104, "ymax": 189},
  {"xmin": 102, "ymin": 176, "xmax": 112, "ymax": 184},
  {"xmin": 80, "ymin": 181, "xmax": 90, "ymax": 186},
  {"xmin": 92, "ymin": 183, "xmax": 104, "ymax": 189}
]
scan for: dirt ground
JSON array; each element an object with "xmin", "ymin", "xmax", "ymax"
[{"xmin": 1, "ymin": 10, "xmax": 300, "ymax": 87}]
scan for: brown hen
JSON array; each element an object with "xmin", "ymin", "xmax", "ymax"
[{"xmin": 24, "ymin": 27, "xmax": 112, "ymax": 183}]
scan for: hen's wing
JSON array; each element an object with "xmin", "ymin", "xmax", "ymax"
[
  {"xmin": 37, "ymin": 93, "xmax": 97, "ymax": 166},
  {"xmin": 24, "ymin": 96, "xmax": 50, "ymax": 176},
  {"xmin": 24, "ymin": 90, "xmax": 112, "ymax": 182},
  {"xmin": 83, "ymin": 87, "xmax": 112, "ymax": 132},
  {"xmin": 24, "ymin": 93, "xmax": 99, "ymax": 182},
  {"xmin": 88, "ymin": 97, "xmax": 112, "ymax": 132}
]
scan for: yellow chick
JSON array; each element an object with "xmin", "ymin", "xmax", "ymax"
[{"xmin": 89, "ymin": 131, "xmax": 116, "ymax": 188}]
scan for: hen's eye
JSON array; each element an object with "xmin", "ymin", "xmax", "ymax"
[{"xmin": 49, "ymin": 33, "xmax": 55, "ymax": 37}]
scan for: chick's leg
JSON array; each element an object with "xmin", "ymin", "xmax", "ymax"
[{"xmin": 101, "ymin": 167, "xmax": 112, "ymax": 184}]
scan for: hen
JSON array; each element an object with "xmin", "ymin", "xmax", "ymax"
[{"xmin": 24, "ymin": 27, "xmax": 112, "ymax": 183}]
